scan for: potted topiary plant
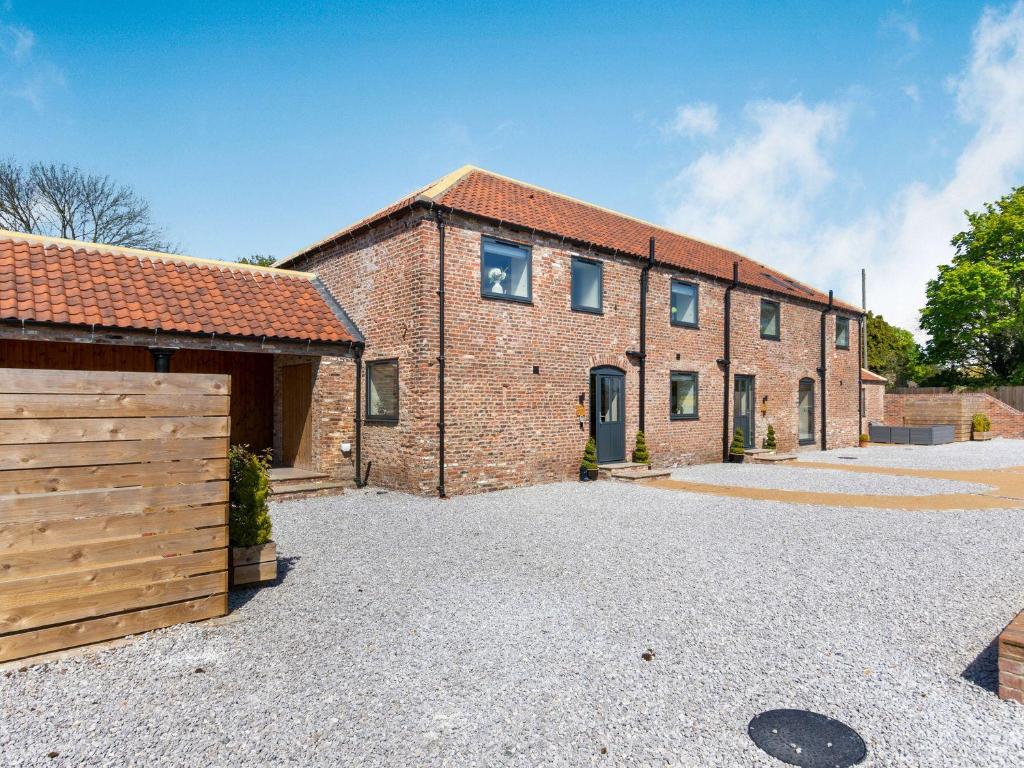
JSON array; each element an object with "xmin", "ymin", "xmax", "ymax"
[
  {"xmin": 859, "ymin": 432, "xmax": 869, "ymax": 447},
  {"xmin": 580, "ymin": 437, "xmax": 599, "ymax": 481},
  {"xmin": 632, "ymin": 430, "xmax": 650, "ymax": 466},
  {"xmin": 972, "ymin": 413, "xmax": 992, "ymax": 441},
  {"xmin": 762, "ymin": 424, "xmax": 777, "ymax": 451},
  {"xmin": 729, "ymin": 428, "xmax": 746, "ymax": 463},
  {"xmin": 228, "ymin": 444, "xmax": 277, "ymax": 587}
]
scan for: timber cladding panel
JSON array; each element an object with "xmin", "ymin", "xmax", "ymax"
[{"xmin": 0, "ymin": 368, "xmax": 230, "ymax": 663}]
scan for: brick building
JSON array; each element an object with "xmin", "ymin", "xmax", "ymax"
[{"xmin": 277, "ymin": 166, "xmax": 865, "ymax": 496}]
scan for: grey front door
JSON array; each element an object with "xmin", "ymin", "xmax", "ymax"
[
  {"xmin": 734, "ymin": 375, "xmax": 755, "ymax": 449},
  {"xmin": 591, "ymin": 367, "xmax": 625, "ymax": 464}
]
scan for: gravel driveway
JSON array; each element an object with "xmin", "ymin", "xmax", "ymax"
[{"xmin": 4, "ymin": 461, "xmax": 1024, "ymax": 766}]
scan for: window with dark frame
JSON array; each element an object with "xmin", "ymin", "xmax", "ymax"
[
  {"xmin": 365, "ymin": 359, "xmax": 399, "ymax": 423},
  {"xmin": 670, "ymin": 371, "xmax": 699, "ymax": 419},
  {"xmin": 798, "ymin": 377, "xmax": 815, "ymax": 445},
  {"xmin": 760, "ymin": 299, "xmax": 781, "ymax": 340},
  {"xmin": 481, "ymin": 237, "xmax": 531, "ymax": 302},
  {"xmin": 835, "ymin": 316, "xmax": 850, "ymax": 349},
  {"xmin": 670, "ymin": 280, "xmax": 698, "ymax": 327},
  {"xmin": 571, "ymin": 256, "xmax": 602, "ymax": 313}
]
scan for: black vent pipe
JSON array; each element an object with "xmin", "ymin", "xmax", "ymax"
[
  {"xmin": 353, "ymin": 342, "xmax": 364, "ymax": 487},
  {"xmin": 639, "ymin": 237, "xmax": 654, "ymax": 433},
  {"xmin": 435, "ymin": 210, "xmax": 447, "ymax": 498},
  {"xmin": 722, "ymin": 262, "xmax": 739, "ymax": 461},
  {"xmin": 819, "ymin": 290, "xmax": 833, "ymax": 451}
]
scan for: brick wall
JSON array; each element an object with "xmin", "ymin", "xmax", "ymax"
[
  {"xmin": 863, "ymin": 381, "xmax": 885, "ymax": 425},
  {"xmin": 292, "ymin": 210, "xmax": 861, "ymax": 495},
  {"xmin": 1000, "ymin": 611, "xmax": 1024, "ymax": 704},
  {"xmin": 884, "ymin": 392, "xmax": 1024, "ymax": 440}
]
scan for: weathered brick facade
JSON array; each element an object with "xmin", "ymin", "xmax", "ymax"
[
  {"xmin": 863, "ymin": 378, "xmax": 886, "ymax": 425},
  {"xmin": 288, "ymin": 205, "xmax": 862, "ymax": 495}
]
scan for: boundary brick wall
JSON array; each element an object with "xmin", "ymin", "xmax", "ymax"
[
  {"xmin": 293, "ymin": 209, "xmax": 861, "ymax": 495},
  {"xmin": 884, "ymin": 392, "xmax": 1024, "ymax": 441},
  {"xmin": 863, "ymin": 381, "xmax": 885, "ymax": 425}
]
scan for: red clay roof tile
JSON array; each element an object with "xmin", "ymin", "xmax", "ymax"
[{"xmin": 0, "ymin": 232, "xmax": 358, "ymax": 345}]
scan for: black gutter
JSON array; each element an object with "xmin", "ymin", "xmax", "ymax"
[
  {"xmin": 435, "ymin": 210, "xmax": 447, "ymax": 498},
  {"xmin": 353, "ymin": 342, "xmax": 365, "ymax": 487},
  {"xmin": 639, "ymin": 237, "xmax": 654, "ymax": 433},
  {"xmin": 722, "ymin": 261, "xmax": 739, "ymax": 461},
  {"xmin": 819, "ymin": 290, "xmax": 833, "ymax": 451}
]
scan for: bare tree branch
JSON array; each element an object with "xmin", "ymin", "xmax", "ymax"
[{"xmin": 0, "ymin": 159, "xmax": 170, "ymax": 251}]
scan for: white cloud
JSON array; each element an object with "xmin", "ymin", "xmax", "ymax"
[
  {"xmin": 882, "ymin": 11, "xmax": 921, "ymax": 44},
  {"xmin": 660, "ymin": 2, "xmax": 1024, "ymax": 337},
  {"xmin": 902, "ymin": 83, "xmax": 921, "ymax": 103},
  {"xmin": 665, "ymin": 102, "xmax": 719, "ymax": 138},
  {"xmin": 0, "ymin": 17, "xmax": 64, "ymax": 110},
  {"xmin": 0, "ymin": 22, "xmax": 33, "ymax": 61}
]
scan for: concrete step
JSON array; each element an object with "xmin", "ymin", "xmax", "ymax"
[
  {"xmin": 609, "ymin": 467, "xmax": 672, "ymax": 481},
  {"xmin": 270, "ymin": 480, "xmax": 352, "ymax": 498},
  {"xmin": 749, "ymin": 452, "xmax": 798, "ymax": 464}
]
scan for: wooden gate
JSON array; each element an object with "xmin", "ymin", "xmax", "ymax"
[{"xmin": 0, "ymin": 368, "xmax": 230, "ymax": 663}]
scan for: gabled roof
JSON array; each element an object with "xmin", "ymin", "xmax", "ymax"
[
  {"xmin": 861, "ymin": 368, "xmax": 887, "ymax": 383},
  {"xmin": 0, "ymin": 230, "xmax": 361, "ymax": 345},
  {"xmin": 281, "ymin": 165, "xmax": 860, "ymax": 313}
]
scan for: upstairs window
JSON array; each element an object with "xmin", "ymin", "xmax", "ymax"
[
  {"xmin": 760, "ymin": 299, "xmax": 781, "ymax": 340},
  {"xmin": 571, "ymin": 256, "xmax": 603, "ymax": 313},
  {"xmin": 481, "ymin": 237, "xmax": 531, "ymax": 302},
  {"xmin": 671, "ymin": 280, "xmax": 698, "ymax": 327},
  {"xmin": 670, "ymin": 371, "xmax": 699, "ymax": 419},
  {"xmin": 366, "ymin": 359, "xmax": 399, "ymax": 423},
  {"xmin": 836, "ymin": 316, "xmax": 850, "ymax": 349}
]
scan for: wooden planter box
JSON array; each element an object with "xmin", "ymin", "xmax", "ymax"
[
  {"xmin": 973, "ymin": 431, "xmax": 992, "ymax": 441},
  {"xmin": 230, "ymin": 541, "xmax": 278, "ymax": 587}
]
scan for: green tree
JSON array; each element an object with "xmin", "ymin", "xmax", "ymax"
[
  {"xmin": 865, "ymin": 311, "xmax": 928, "ymax": 386},
  {"xmin": 238, "ymin": 254, "xmax": 276, "ymax": 267},
  {"xmin": 920, "ymin": 187, "xmax": 1024, "ymax": 383}
]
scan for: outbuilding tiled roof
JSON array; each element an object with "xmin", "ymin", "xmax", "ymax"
[
  {"xmin": 283, "ymin": 166, "xmax": 861, "ymax": 313},
  {"xmin": 0, "ymin": 231, "xmax": 359, "ymax": 345},
  {"xmin": 861, "ymin": 368, "xmax": 887, "ymax": 383}
]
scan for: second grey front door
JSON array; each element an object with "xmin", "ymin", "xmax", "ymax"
[
  {"xmin": 591, "ymin": 367, "xmax": 625, "ymax": 464},
  {"xmin": 734, "ymin": 375, "xmax": 755, "ymax": 449}
]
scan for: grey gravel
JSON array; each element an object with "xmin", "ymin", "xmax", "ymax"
[
  {"xmin": 797, "ymin": 437, "xmax": 1024, "ymax": 471},
  {"xmin": 670, "ymin": 462, "xmax": 992, "ymax": 496},
  {"xmin": 3, "ymin": 453, "xmax": 1024, "ymax": 766}
]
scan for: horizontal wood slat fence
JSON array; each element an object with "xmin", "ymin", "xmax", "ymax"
[
  {"xmin": 0, "ymin": 368, "xmax": 230, "ymax": 663},
  {"xmin": 890, "ymin": 386, "xmax": 1024, "ymax": 413}
]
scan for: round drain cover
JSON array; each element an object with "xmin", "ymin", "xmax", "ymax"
[{"xmin": 748, "ymin": 709, "xmax": 866, "ymax": 768}]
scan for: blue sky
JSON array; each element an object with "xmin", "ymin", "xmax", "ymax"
[{"xmin": 3, "ymin": 1, "xmax": 1023, "ymax": 333}]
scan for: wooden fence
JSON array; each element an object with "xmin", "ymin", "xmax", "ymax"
[
  {"xmin": 891, "ymin": 385, "xmax": 1024, "ymax": 412},
  {"xmin": 0, "ymin": 368, "xmax": 230, "ymax": 663}
]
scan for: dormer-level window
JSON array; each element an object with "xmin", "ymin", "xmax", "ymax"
[
  {"xmin": 671, "ymin": 280, "xmax": 698, "ymax": 327},
  {"xmin": 760, "ymin": 299, "xmax": 781, "ymax": 340},
  {"xmin": 571, "ymin": 256, "xmax": 602, "ymax": 313},
  {"xmin": 481, "ymin": 237, "xmax": 531, "ymax": 302},
  {"xmin": 836, "ymin": 316, "xmax": 850, "ymax": 349}
]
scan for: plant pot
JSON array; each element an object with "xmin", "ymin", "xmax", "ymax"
[
  {"xmin": 973, "ymin": 431, "xmax": 992, "ymax": 441},
  {"xmin": 230, "ymin": 541, "xmax": 278, "ymax": 588},
  {"xmin": 587, "ymin": 468, "xmax": 599, "ymax": 481},
  {"xmin": 859, "ymin": 440, "xmax": 869, "ymax": 448},
  {"xmin": 729, "ymin": 452, "xmax": 745, "ymax": 464}
]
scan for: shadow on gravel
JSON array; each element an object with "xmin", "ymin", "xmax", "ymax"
[
  {"xmin": 962, "ymin": 637, "xmax": 999, "ymax": 693},
  {"xmin": 229, "ymin": 555, "xmax": 301, "ymax": 611}
]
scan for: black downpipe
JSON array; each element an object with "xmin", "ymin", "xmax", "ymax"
[
  {"xmin": 722, "ymin": 262, "xmax": 739, "ymax": 461},
  {"xmin": 353, "ymin": 343, "xmax": 364, "ymax": 487},
  {"xmin": 639, "ymin": 237, "xmax": 654, "ymax": 433},
  {"xmin": 858, "ymin": 316, "xmax": 865, "ymax": 433},
  {"xmin": 435, "ymin": 210, "xmax": 447, "ymax": 498},
  {"xmin": 819, "ymin": 290, "xmax": 833, "ymax": 451}
]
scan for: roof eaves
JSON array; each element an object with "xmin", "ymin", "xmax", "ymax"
[{"xmin": 310, "ymin": 277, "xmax": 365, "ymax": 344}]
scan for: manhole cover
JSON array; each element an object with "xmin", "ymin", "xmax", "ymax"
[
  {"xmin": 748, "ymin": 709, "xmax": 866, "ymax": 767},
  {"xmin": 837, "ymin": 456, "xmax": 859, "ymax": 461}
]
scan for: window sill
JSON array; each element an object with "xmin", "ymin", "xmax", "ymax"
[
  {"xmin": 364, "ymin": 418, "xmax": 399, "ymax": 426},
  {"xmin": 481, "ymin": 292, "xmax": 532, "ymax": 305},
  {"xmin": 760, "ymin": 334, "xmax": 781, "ymax": 341},
  {"xmin": 671, "ymin": 321, "xmax": 699, "ymax": 329},
  {"xmin": 798, "ymin": 438, "xmax": 816, "ymax": 446},
  {"xmin": 670, "ymin": 414, "xmax": 699, "ymax": 421},
  {"xmin": 836, "ymin": 344, "xmax": 850, "ymax": 351},
  {"xmin": 571, "ymin": 305, "xmax": 603, "ymax": 315}
]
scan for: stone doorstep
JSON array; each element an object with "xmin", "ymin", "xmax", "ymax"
[
  {"xmin": 749, "ymin": 453, "xmax": 799, "ymax": 463},
  {"xmin": 999, "ymin": 611, "xmax": 1024, "ymax": 704},
  {"xmin": 609, "ymin": 467, "xmax": 672, "ymax": 481},
  {"xmin": 270, "ymin": 480, "xmax": 352, "ymax": 498}
]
